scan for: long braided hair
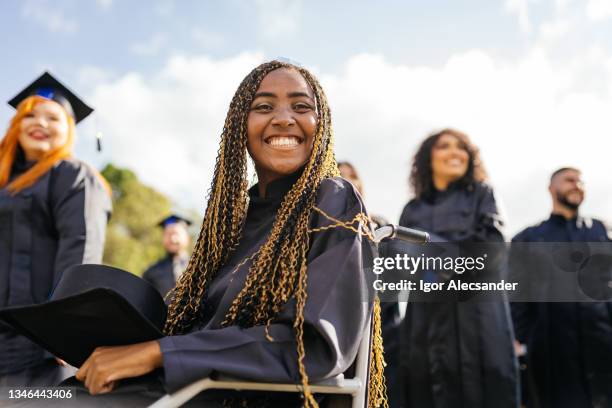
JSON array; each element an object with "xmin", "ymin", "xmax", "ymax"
[{"xmin": 164, "ymin": 60, "xmax": 387, "ymax": 407}]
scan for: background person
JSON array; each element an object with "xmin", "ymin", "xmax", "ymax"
[
  {"xmin": 142, "ymin": 214, "xmax": 192, "ymax": 299},
  {"xmin": 397, "ymin": 128, "xmax": 518, "ymax": 408},
  {"xmin": 337, "ymin": 159, "xmax": 403, "ymax": 406},
  {"xmin": 509, "ymin": 167, "xmax": 612, "ymax": 408},
  {"xmin": 338, "ymin": 160, "xmax": 389, "ymax": 227},
  {"xmin": 0, "ymin": 72, "xmax": 112, "ymax": 386}
]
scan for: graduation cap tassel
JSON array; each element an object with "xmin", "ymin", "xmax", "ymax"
[
  {"xmin": 93, "ymin": 112, "xmax": 103, "ymax": 152},
  {"xmin": 96, "ymin": 131, "xmax": 103, "ymax": 152}
]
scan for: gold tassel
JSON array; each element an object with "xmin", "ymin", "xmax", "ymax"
[{"xmin": 368, "ymin": 297, "xmax": 389, "ymax": 408}]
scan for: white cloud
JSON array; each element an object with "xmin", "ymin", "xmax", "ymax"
[
  {"xmin": 21, "ymin": 0, "xmax": 78, "ymax": 33},
  {"xmin": 82, "ymin": 44, "xmax": 612, "ymax": 236},
  {"xmin": 130, "ymin": 33, "xmax": 168, "ymax": 56},
  {"xmin": 554, "ymin": 0, "xmax": 575, "ymax": 13},
  {"xmin": 253, "ymin": 0, "xmax": 302, "ymax": 38},
  {"xmin": 538, "ymin": 18, "xmax": 572, "ymax": 42},
  {"xmin": 504, "ymin": 0, "xmax": 533, "ymax": 34},
  {"xmin": 586, "ymin": 0, "xmax": 612, "ymax": 21},
  {"xmin": 322, "ymin": 49, "xmax": 611, "ymax": 234},
  {"xmin": 87, "ymin": 52, "xmax": 265, "ymax": 211}
]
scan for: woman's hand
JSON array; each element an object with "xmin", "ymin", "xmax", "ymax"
[
  {"xmin": 55, "ymin": 357, "xmax": 68, "ymax": 366},
  {"xmin": 75, "ymin": 341, "xmax": 163, "ymax": 395},
  {"xmin": 513, "ymin": 340, "xmax": 526, "ymax": 357}
]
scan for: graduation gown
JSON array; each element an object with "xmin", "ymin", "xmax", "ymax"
[
  {"xmin": 397, "ymin": 182, "xmax": 518, "ymax": 408},
  {"xmin": 142, "ymin": 256, "xmax": 176, "ymax": 300},
  {"xmin": 44, "ymin": 173, "xmax": 373, "ymax": 408},
  {"xmin": 510, "ymin": 214, "xmax": 612, "ymax": 408},
  {"xmin": 158, "ymin": 174, "xmax": 374, "ymax": 399},
  {"xmin": 0, "ymin": 149, "xmax": 112, "ymax": 385}
]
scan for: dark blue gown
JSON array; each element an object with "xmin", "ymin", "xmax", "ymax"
[
  {"xmin": 142, "ymin": 256, "xmax": 176, "ymax": 300},
  {"xmin": 510, "ymin": 214, "xmax": 612, "ymax": 408}
]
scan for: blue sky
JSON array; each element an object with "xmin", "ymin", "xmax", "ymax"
[
  {"xmin": 1, "ymin": 0, "xmax": 523, "ymax": 76},
  {"xmin": 1, "ymin": 0, "xmax": 612, "ymax": 233}
]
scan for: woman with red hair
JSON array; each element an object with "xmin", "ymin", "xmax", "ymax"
[{"xmin": 0, "ymin": 72, "xmax": 112, "ymax": 386}]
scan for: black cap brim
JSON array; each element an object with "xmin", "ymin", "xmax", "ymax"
[
  {"xmin": 7, "ymin": 71, "xmax": 93, "ymax": 124},
  {"xmin": 0, "ymin": 288, "xmax": 164, "ymax": 367}
]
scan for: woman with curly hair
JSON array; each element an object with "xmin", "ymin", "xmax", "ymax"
[
  {"xmin": 397, "ymin": 129, "xmax": 518, "ymax": 408},
  {"xmin": 73, "ymin": 61, "xmax": 383, "ymax": 407}
]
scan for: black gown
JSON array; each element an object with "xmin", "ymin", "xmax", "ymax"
[
  {"xmin": 0, "ymin": 149, "xmax": 112, "ymax": 386},
  {"xmin": 510, "ymin": 214, "xmax": 612, "ymax": 408},
  {"xmin": 142, "ymin": 256, "xmax": 176, "ymax": 300},
  {"xmin": 54, "ymin": 173, "xmax": 375, "ymax": 407},
  {"xmin": 159, "ymin": 174, "xmax": 375, "ymax": 394},
  {"xmin": 397, "ymin": 182, "xmax": 518, "ymax": 408}
]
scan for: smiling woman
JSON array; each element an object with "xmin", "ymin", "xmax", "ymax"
[
  {"xmin": 18, "ymin": 101, "xmax": 71, "ymax": 161},
  {"xmin": 70, "ymin": 60, "xmax": 381, "ymax": 408},
  {"xmin": 247, "ymin": 68, "xmax": 317, "ymax": 193},
  {"xmin": 392, "ymin": 128, "xmax": 518, "ymax": 407},
  {"xmin": 0, "ymin": 73, "xmax": 112, "ymax": 387}
]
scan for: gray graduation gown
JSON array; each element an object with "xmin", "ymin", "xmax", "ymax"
[{"xmin": 0, "ymin": 150, "xmax": 112, "ymax": 385}]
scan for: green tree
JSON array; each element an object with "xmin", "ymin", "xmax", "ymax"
[{"xmin": 101, "ymin": 164, "xmax": 172, "ymax": 276}]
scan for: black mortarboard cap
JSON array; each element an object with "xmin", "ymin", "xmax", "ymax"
[
  {"xmin": 0, "ymin": 264, "xmax": 166, "ymax": 367},
  {"xmin": 8, "ymin": 71, "xmax": 94, "ymax": 124},
  {"xmin": 158, "ymin": 214, "xmax": 193, "ymax": 228}
]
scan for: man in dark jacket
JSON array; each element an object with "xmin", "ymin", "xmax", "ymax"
[
  {"xmin": 142, "ymin": 215, "xmax": 191, "ymax": 300},
  {"xmin": 510, "ymin": 167, "xmax": 612, "ymax": 408}
]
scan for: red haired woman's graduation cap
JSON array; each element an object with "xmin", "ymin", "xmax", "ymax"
[
  {"xmin": 8, "ymin": 71, "xmax": 94, "ymax": 124},
  {"xmin": 0, "ymin": 264, "xmax": 166, "ymax": 367},
  {"xmin": 8, "ymin": 71, "xmax": 103, "ymax": 151}
]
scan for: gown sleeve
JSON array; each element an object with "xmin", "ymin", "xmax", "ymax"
[
  {"xmin": 507, "ymin": 229, "xmax": 535, "ymax": 344},
  {"xmin": 398, "ymin": 203, "xmax": 410, "ymax": 229},
  {"xmin": 158, "ymin": 178, "xmax": 375, "ymax": 393},
  {"xmin": 472, "ymin": 183, "xmax": 505, "ymax": 243},
  {"xmin": 50, "ymin": 160, "xmax": 112, "ymax": 282}
]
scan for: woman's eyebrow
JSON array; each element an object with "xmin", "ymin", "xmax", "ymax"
[
  {"xmin": 287, "ymin": 91, "xmax": 313, "ymax": 99},
  {"xmin": 253, "ymin": 91, "xmax": 276, "ymax": 99}
]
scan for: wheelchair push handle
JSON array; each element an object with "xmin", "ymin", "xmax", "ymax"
[{"xmin": 374, "ymin": 224, "xmax": 430, "ymax": 244}]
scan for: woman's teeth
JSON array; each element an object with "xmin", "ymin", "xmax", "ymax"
[{"xmin": 268, "ymin": 136, "xmax": 299, "ymax": 147}]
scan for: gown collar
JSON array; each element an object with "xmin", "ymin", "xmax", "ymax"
[
  {"xmin": 549, "ymin": 213, "xmax": 578, "ymax": 224},
  {"xmin": 248, "ymin": 168, "xmax": 304, "ymax": 202},
  {"xmin": 11, "ymin": 146, "xmax": 36, "ymax": 176}
]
